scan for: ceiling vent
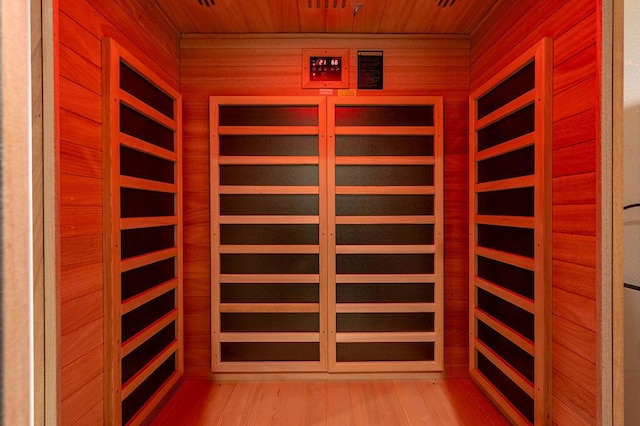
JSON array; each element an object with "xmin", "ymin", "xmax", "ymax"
[
  {"xmin": 197, "ymin": 0, "xmax": 215, "ymax": 6},
  {"xmin": 436, "ymin": 0, "xmax": 458, "ymax": 6},
  {"xmin": 308, "ymin": 0, "xmax": 347, "ymax": 8}
]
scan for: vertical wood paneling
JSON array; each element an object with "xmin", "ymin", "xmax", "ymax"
[
  {"xmin": 471, "ymin": 0, "xmax": 601, "ymax": 423},
  {"xmin": 180, "ymin": 34, "xmax": 470, "ymax": 378},
  {"xmin": 57, "ymin": 0, "xmax": 179, "ymax": 423}
]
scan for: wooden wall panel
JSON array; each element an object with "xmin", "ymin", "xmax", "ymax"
[
  {"xmin": 180, "ymin": 34, "xmax": 470, "ymax": 378},
  {"xmin": 56, "ymin": 0, "xmax": 179, "ymax": 423},
  {"xmin": 471, "ymin": 0, "xmax": 600, "ymax": 423}
]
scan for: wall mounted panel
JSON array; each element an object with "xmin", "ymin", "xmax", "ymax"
[
  {"xmin": 469, "ymin": 38, "xmax": 552, "ymax": 425},
  {"xmin": 104, "ymin": 38, "xmax": 183, "ymax": 425}
]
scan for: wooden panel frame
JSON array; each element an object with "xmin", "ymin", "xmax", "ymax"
[
  {"xmin": 210, "ymin": 96, "xmax": 328, "ymax": 373},
  {"xmin": 469, "ymin": 38, "xmax": 552, "ymax": 425},
  {"xmin": 210, "ymin": 96, "xmax": 443, "ymax": 375},
  {"xmin": 328, "ymin": 96, "xmax": 445, "ymax": 373},
  {"xmin": 103, "ymin": 38, "xmax": 183, "ymax": 425}
]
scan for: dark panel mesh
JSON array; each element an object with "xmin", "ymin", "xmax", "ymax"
[
  {"xmin": 219, "ymin": 135, "xmax": 318, "ymax": 156},
  {"xmin": 335, "ymin": 106, "xmax": 434, "ymax": 126},
  {"xmin": 336, "ymin": 312, "xmax": 434, "ymax": 332},
  {"xmin": 121, "ymin": 188, "xmax": 174, "ymax": 218},
  {"xmin": 121, "ymin": 257, "xmax": 175, "ymax": 301},
  {"xmin": 336, "ymin": 165, "xmax": 433, "ymax": 186},
  {"xmin": 337, "ymin": 283, "xmax": 434, "ymax": 303},
  {"xmin": 120, "ymin": 61, "xmax": 174, "ymax": 118},
  {"xmin": 336, "ymin": 135, "xmax": 434, "ymax": 157},
  {"xmin": 220, "ymin": 224, "xmax": 318, "ymax": 245},
  {"xmin": 477, "ymin": 288, "xmax": 534, "ymax": 341},
  {"xmin": 121, "ymin": 322, "xmax": 175, "ymax": 384},
  {"xmin": 336, "ymin": 254, "xmax": 434, "ymax": 274},
  {"xmin": 477, "ymin": 352, "xmax": 534, "ymax": 423},
  {"xmin": 336, "ymin": 195, "xmax": 433, "ymax": 216},
  {"xmin": 477, "ymin": 320, "xmax": 534, "ymax": 382},
  {"xmin": 219, "ymin": 105, "xmax": 318, "ymax": 126},
  {"xmin": 476, "ymin": 256, "xmax": 534, "ymax": 300},
  {"xmin": 221, "ymin": 283, "xmax": 319, "ymax": 303},
  {"xmin": 477, "ymin": 61, "xmax": 535, "ymax": 119},
  {"xmin": 477, "ymin": 104, "xmax": 535, "ymax": 152},
  {"xmin": 121, "ymin": 354, "xmax": 176, "ymax": 424},
  {"xmin": 336, "ymin": 224, "xmax": 434, "ymax": 245},
  {"xmin": 121, "ymin": 226, "xmax": 175, "ymax": 259},
  {"xmin": 120, "ymin": 146, "xmax": 175, "ymax": 184},
  {"xmin": 337, "ymin": 342, "xmax": 434, "ymax": 362},
  {"xmin": 120, "ymin": 104, "xmax": 174, "ymax": 151},
  {"xmin": 221, "ymin": 342, "xmax": 319, "ymax": 362},
  {"xmin": 121, "ymin": 290, "xmax": 175, "ymax": 342},
  {"xmin": 220, "ymin": 254, "xmax": 319, "ymax": 274},
  {"xmin": 477, "ymin": 224, "xmax": 534, "ymax": 258},
  {"xmin": 220, "ymin": 165, "xmax": 318, "ymax": 186},
  {"xmin": 220, "ymin": 313, "xmax": 319, "ymax": 332},
  {"xmin": 477, "ymin": 145, "xmax": 534, "ymax": 184},
  {"xmin": 477, "ymin": 187, "xmax": 534, "ymax": 217},
  {"xmin": 220, "ymin": 194, "xmax": 318, "ymax": 216}
]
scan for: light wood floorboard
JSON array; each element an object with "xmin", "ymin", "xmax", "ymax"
[{"xmin": 151, "ymin": 379, "xmax": 509, "ymax": 425}]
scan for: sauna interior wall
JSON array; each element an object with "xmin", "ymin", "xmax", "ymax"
[
  {"xmin": 57, "ymin": 0, "xmax": 179, "ymax": 423},
  {"xmin": 470, "ymin": 0, "xmax": 600, "ymax": 424},
  {"xmin": 180, "ymin": 35, "xmax": 471, "ymax": 378}
]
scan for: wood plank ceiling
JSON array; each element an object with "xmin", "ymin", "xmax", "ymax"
[{"xmin": 151, "ymin": 0, "xmax": 500, "ymax": 34}]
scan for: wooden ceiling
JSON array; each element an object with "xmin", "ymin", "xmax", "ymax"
[{"xmin": 152, "ymin": 0, "xmax": 500, "ymax": 34}]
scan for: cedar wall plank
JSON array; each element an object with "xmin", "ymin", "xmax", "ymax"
[
  {"xmin": 180, "ymin": 35, "xmax": 470, "ymax": 377},
  {"xmin": 59, "ymin": 11, "xmax": 102, "ymax": 67},
  {"xmin": 60, "ymin": 290, "xmax": 103, "ymax": 336},
  {"xmin": 60, "ymin": 143, "xmax": 102, "ymax": 179},
  {"xmin": 56, "ymin": 0, "xmax": 179, "ymax": 423},
  {"xmin": 60, "ymin": 0, "xmax": 179, "ymax": 89},
  {"xmin": 59, "ymin": 110, "xmax": 102, "ymax": 151},
  {"xmin": 471, "ymin": 0, "xmax": 595, "ymax": 89},
  {"xmin": 552, "ymin": 396, "xmax": 592, "ymax": 426},
  {"xmin": 553, "ymin": 108, "xmax": 597, "ymax": 150},
  {"xmin": 552, "ymin": 259, "xmax": 597, "ymax": 300},
  {"xmin": 553, "ymin": 314, "xmax": 597, "ymax": 365},
  {"xmin": 552, "ymin": 204, "xmax": 597, "ymax": 236},
  {"xmin": 553, "ymin": 173, "xmax": 597, "ymax": 206},
  {"xmin": 553, "ymin": 42, "xmax": 597, "ymax": 94},
  {"xmin": 59, "ymin": 77, "xmax": 101, "ymax": 123},
  {"xmin": 471, "ymin": 0, "xmax": 600, "ymax": 423},
  {"xmin": 60, "ymin": 263, "xmax": 102, "ymax": 304},
  {"xmin": 59, "ymin": 44, "xmax": 101, "ymax": 96},
  {"xmin": 552, "ymin": 287, "xmax": 597, "ymax": 333},
  {"xmin": 59, "ymin": 175, "xmax": 102, "ymax": 206},
  {"xmin": 74, "ymin": 400, "xmax": 105, "ymax": 426},
  {"xmin": 551, "ymin": 354, "xmax": 597, "ymax": 424},
  {"xmin": 60, "ymin": 317, "xmax": 103, "ymax": 368},
  {"xmin": 60, "ymin": 205, "xmax": 102, "ymax": 238},
  {"xmin": 60, "ymin": 344, "xmax": 104, "ymax": 401},
  {"xmin": 552, "ymin": 141, "xmax": 596, "ymax": 177},
  {"xmin": 60, "ymin": 235, "xmax": 102, "ymax": 271},
  {"xmin": 61, "ymin": 372, "xmax": 103, "ymax": 425}
]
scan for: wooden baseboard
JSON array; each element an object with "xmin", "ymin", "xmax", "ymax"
[{"xmin": 182, "ymin": 367, "xmax": 469, "ymax": 382}]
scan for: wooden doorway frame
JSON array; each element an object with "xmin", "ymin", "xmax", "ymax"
[
  {"xmin": 19, "ymin": 0, "xmax": 624, "ymax": 423},
  {"xmin": 31, "ymin": 0, "xmax": 58, "ymax": 424},
  {"xmin": 610, "ymin": 0, "xmax": 625, "ymax": 424}
]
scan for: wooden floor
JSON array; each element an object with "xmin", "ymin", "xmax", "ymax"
[{"xmin": 151, "ymin": 379, "xmax": 509, "ymax": 425}]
